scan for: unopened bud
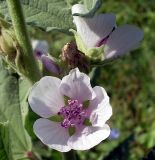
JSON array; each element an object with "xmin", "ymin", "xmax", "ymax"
[
  {"xmin": 41, "ymin": 55, "xmax": 61, "ymax": 75},
  {"xmin": 0, "ymin": 27, "xmax": 16, "ymax": 56},
  {"xmin": 61, "ymin": 42, "xmax": 90, "ymax": 73}
]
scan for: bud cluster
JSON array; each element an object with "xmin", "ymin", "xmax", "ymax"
[
  {"xmin": 61, "ymin": 42, "xmax": 90, "ymax": 73},
  {"xmin": 0, "ymin": 26, "xmax": 17, "ymax": 58}
]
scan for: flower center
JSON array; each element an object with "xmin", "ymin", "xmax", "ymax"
[{"xmin": 58, "ymin": 99, "xmax": 87, "ymax": 128}]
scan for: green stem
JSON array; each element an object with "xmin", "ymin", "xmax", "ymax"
[
  {"xmin": 62, "ymin": 150, "xmax": 76, "ymax": 160},
  {"xmin": 89, "ymin": 67, "xmax": 101, "ymax": 87},
  {"xmin": 6, "ymin": 0, "xmax": 41, "ymax": 83}
]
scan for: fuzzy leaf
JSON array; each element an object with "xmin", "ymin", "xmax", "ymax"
[
  {"xmin": 0, "ymin": 59, "xmax": 32, "ymax": 160},
  {"xmin": 0, "ymin": 122, "xmax": 9, "ymax": 160},
  {"xmin": 0, "ymin": 0, "xmax": 102, "ymax": 32},
  {"xmin": 19, "ymin": 78, "xmax": 31, "ymax": 124}
]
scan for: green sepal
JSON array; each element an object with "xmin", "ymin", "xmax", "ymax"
[
  {"xmin": 48, "ymin": 115, "xmax": 63, "ymax": 122},
  {"xmin": 87, "ymin": 46, "xmax": 104, "ymax": 61},
  {"xmin": 70, "ymin": 29, "xmax": 87, "ymax": 54},
  {"xmin": 70, "ymin": 29, "xmax": 105, "ymax": 61},
  {"xmin": 64, "ymin": 95, "xmax": 70, "ymax": 105},
  {"xmin": 83, "ymin": 100, "xmax": 90, "ymax": 109},
  {"xmin": 83, "ymin": 118, "xmax": 92, "ymax": 126},
  {"xmin": 68, "ymin": 127, "xmax": 76, "ymax": 136}
]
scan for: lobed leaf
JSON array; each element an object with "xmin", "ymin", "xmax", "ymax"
[
  {"xmin": 0, "ymin": 0, "xmax": 102, "ymax": 33},
  {"xmin": 0, "ymin": 59, "xmax": 32, "ymax": 160}
]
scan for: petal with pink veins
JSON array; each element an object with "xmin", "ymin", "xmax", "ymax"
[
  {"xmin": 28, "ymin": 77, "xmax": 64, "ymax": 118},
  {"xmin": 89, "ymin": 86, "xmax": 112, "ymax": 127},
  {"xmin": 105, "ymin": 24, "xmax": 144, "ymax": 59},
  {"xmin": 33, "ymin": 118, "xmax": 71, "ymax": 152},
  {"xmin": 68, "ymin": 124, "xmax": 110, "ymax": 150},
  {"xmin": 60, "ymin": 68, "xmax": 96, "ymax": 102},
  {"xmin": 72, "ymin": 4, "xmax": 116, "ymax": 48}
]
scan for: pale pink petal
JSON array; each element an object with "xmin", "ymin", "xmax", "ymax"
[
  {"xmin": 89, "ymin": 86, "xmax": 112, "ymax": 127},
  {"xmin": 105, "ymin": 24, "xmax": 144, "ymax": 59},
  {"xmin": 33, "ymin": 118, "xmax": 71, "ymax": 152},
  {"xmin": 28, "ymin": 77, "xmax": 64, "ymax": 118},
  {"xmin": 41, "ymin": 55, "xmax": 60, "ymax": 75},
  {"xmin": 68, "ymin": 125, "xmax": 110, "ymax": 150},
  {"xmin": 72, "ymin": 4, "xmax": 88, "ymax": 15},
  {"xmin": 72, "ymin": 4, "xmax": 116, "ymax": 48},
  {"xmin": 59, "ymin": 68, "xmax": 95, "ymax": 102}
]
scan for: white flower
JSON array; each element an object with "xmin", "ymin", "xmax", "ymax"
[
  {"xmin": 72, "ymin": 4, "xmax": 144, "ymax": 59},
  {"xmin": 28, "ymin": 68, "xmax": 112, "ymax": 152}
]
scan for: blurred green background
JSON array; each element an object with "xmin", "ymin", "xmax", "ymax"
[{"xmin": 29, "ymin": 0, "xmax": 155, "ymax": 159}]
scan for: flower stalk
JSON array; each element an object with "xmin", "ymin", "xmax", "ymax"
[
  {"xmin": 62, "ymin": 150, "xmax": 76, "ymax": 160},
  {"xmin": 6, "ymin": 0, "xmax": 41, "ymax": 83}
]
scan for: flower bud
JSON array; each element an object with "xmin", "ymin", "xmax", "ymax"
[
  {"xmin": 0, "ymin": 27, "xmax": 16, "ymax": 57},
  {"xmin": 61, "ymin": 42, "xmax": 90, "ymax": 73},
  {"xmin": 41, "ymin": 55, "xmax": 61, "ymax": 75}
]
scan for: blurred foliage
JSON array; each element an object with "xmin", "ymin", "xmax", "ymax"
[
  {"xmin": 26, "ymin": 0, "xmax": 155, "ymax": 159},
  {"xmin": 103, "ymin": 134, "xmax": 134, "ymax": 160},
  {"xmin": 142, "ymin": 146, "xmax": 155, "ymax": 160}
]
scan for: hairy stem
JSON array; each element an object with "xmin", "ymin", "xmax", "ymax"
[
  {"xmin": 62, "ymin": 150, "xmax": 76, "ymax": 160},
  {"xmin": 6, "ymin": 0, "xmax": 41, "ymax": 83},
  {"xmin": 89, "ymin": 67, "xmax": 101, "ymax": 87}
]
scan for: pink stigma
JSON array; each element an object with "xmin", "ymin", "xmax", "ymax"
[{"xmin": 58, "ymin": 99, "xmax": 87, "ymax": 128}]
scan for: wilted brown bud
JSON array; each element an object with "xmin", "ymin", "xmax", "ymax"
[
  {"xmin": 61, "ymin": 42, "xmax": 90, "ymax": 73},
  {"xmin": 0, "ymin": 27, "xmax": 16, "ymax": 57}
]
